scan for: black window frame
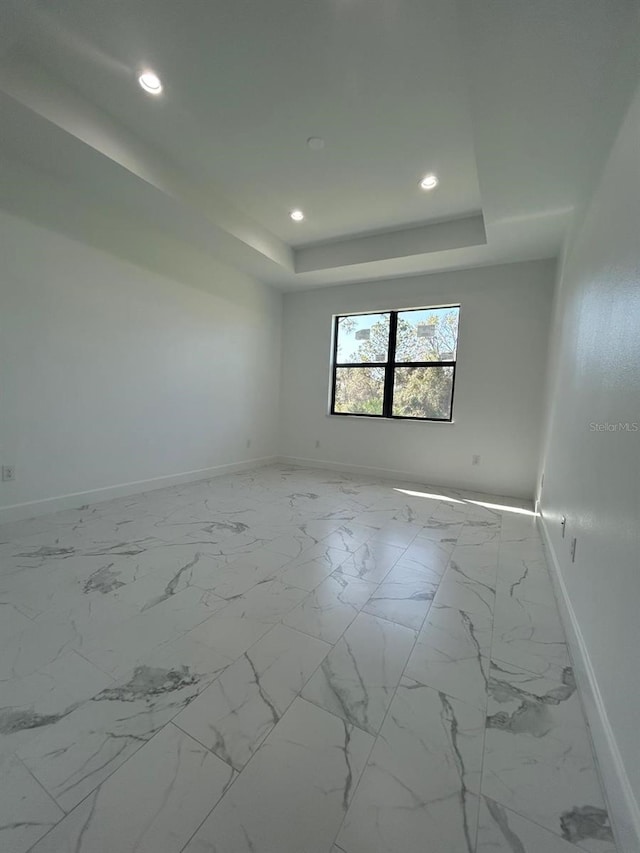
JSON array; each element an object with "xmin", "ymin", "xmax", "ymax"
[{"xmin": 330, "ymin": 305, "xmax": 459, "ymax": 422}]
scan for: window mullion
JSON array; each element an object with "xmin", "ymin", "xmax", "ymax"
[{"xmin": 383, "ymin": 311, "xmax": 398, "ymax": 417}]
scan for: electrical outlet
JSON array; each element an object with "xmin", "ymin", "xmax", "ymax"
[
  {"xmin": 561, "ymin": 516, "xmax": 566, "ymax": 538},
  {"xmin": 2, "ymin": 465, "xmax": 15, "ymax": 482},
  {"xmin": 315, "ymin": 440, "xmax": 321, "ymax": 448},
  {"xmin": 570, "ymin": 537, "xmax": 577, "ymax": 563},
  {"xmin": 472, "ymin": 454, "xmax": 480, "ymax": 466}
]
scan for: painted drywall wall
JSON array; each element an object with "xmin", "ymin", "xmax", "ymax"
[
  {"xmin": 0, "ymin": 210, "xmax": 282, "ymax": 518},
  {"xmin": 279, "ymin": 259, "xmax": 555, "ymax": 499},
  {"xmin": 537, "ymin": 82, "xmax": 640, "ymax": 848}
]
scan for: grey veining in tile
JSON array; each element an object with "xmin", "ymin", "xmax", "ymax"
[
  {"xmin": 28, "ymin": 723, "xmax": 235, "ymax": 853},
  {"xmin": 491, "ymin": 592, "xmax": 570, "ymax": 675},
  {"xmin": 482, "ymin": 661, "xmax": 614, "ymax": 850},
  {"xmin": 433, "ymin": 571, "xmax": 496, "ymax": 618},
  {"xmin": 370, "ymin": 520, "xmax": 420, "ymax": 548},
  {"xmin": 335, "ymin": 540, "xmax": 404, "ymax": 583},
  {"xmin": 174, "ymin": 624, "xmax": 329, "ymax": 769},
  {"xmin": 277, "ymin": 543, "xmax": 348, "ymax": 590},
  {"xmin": 417, "ymin": 601, "xmax": 493, "ymax": 660},
  {"xmin": 283, "ymin": 572, "xmax": 376, "ymax": 643},
  {"xmin": 405, "ymin": 644, "xmax": 489, "ymax": 710},
  {"xmin": 301, "ymin": 611, "xmax": 416, "ymax": 734},
  {"xmin": 183, "ymin": 697, "xmax": 373, "ymax": 853},
  {"xmin": 476, "ymin": 795, "xmax": 593, "ymax": 853},
  {"xmin": 401, "ymin": 537, "xmax": 452, "ymax": 575},
  {"xmin": 16, "ymin": 659, "xmax": 213, "ymax": 811},
  {"xmin": 0, "ymin": 651, "xmax": 112, "ymax": 760},
  {"xmin": 0, "ymin": 464, "xmax": 617, "ymax": 853},
  {"xmin": 0, "ymin": 753, "xmax": 63, "ymax": 853},
  {"xmin": 448, "ymin": 542, "xmax": 499, "ymax": 585},
  {"xmin": 336, "ymin": 678, "xmax": 484, "ymax": 853},
  {"xmin": 416, "ymin": 519, "xmax": 462, "ymax": 549},
  {"xmin": 362, "ymin": 563, "xmax": 438, "ymax": 630}
]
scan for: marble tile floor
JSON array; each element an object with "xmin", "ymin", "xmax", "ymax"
[{"xmin": 0, "ymin": 464, "xmax": 616, "ymax": 853}]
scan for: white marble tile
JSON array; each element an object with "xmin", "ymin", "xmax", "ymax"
[
  {"xmin": 183, "ymin": 697, "xmax": 373, "ymax": 853},
  {"xmin": 405, "ymin": 608, "xmax": 491, "ymax": 711},
  {"xmin": 336, "ymin": 678, "xmax": 484, "ymax": 853},
  {"xmin": 0, "ymin": 617, "xmax": 82, "ymax": 682},
  {"xmin": 362, "ymin": 563, "xmax": 438, "ymax": 630},
  {"xmin": 404, "ymin": 602, "xmax": 494, "ymax": 739},
  {"xmin": 448, "ymin": 542, "xmax": 500, "ymax": 584},
  {"xmin": 496, "ymin": 555, "xmax": 556, "ymax": 607},
  {"xmin": 350, "ymin": 507, "xmax": 396, "ymax": 528},
  {"xmin": 482, "ymin": 662, "xmax": 615, "ymax": 851},
  {"xmin": 283, "ymin": 573, "xmax": 376, "ymax": 643},
  {"xmin": 302, "ymin": 611, "xmax": 416, "ymax": 734},
  {"xmin": 433, "ymin": 572, "xmax": 496, "ymax": 618},
  {"xmin": 476, "ymin": 795, "xmax": 591, "ymax": 853},
  {"xmin": 499, "ymin": 537, "xmax": 546, "ymax": 566},
  {"xmin": 264, "ymin": 526, "xmax": 326, "ymax": 559},
  {"xmin": 405, "ymin": 644, "xmax": 489, "ymax": 711},
  {"xmin": 499, "ymin": 513, "xmax": 539, "ymax": 542},
  {"xmin": 0, "ymin": 651, "xmax": 112, "ymax": 760},
  {"xmin": 0, "ymin": 753, "xmax": 64, "ymax": 853},
  {"xmin": 322, "ymin": 522, "xmax": 376, "ymax": 553},
  {"xmin": 17, "ymin": 657, "xmax": 212, "ymax": 811},
  {"xmin": 277, "ymin": 543, "xmax": 348, "ymax": 590},
  {"xmin": 457, "ymin": 519, "xmax": 501, "ymax": 546},
  {"xmin": 416, "ymin": 519, "xmax": 462, "ymax": 548},
  {"xmin": 28, "ymin": 723, "xmax": 235, "ymax": 853},
  {"xmin": 202, "ymin": 548, "xmax": 292, "ymax": 599},
  {"xmin": 179, "ymin": 606, "xmax": 276, "ymax": 664},
  {"xmin": 0, "ymin": 466, "xmax": 615, "ymax": 853},
  {"xmin": 369, "ymin": 520, "xmax": 420, "ymax": 548},
  {"xmin": 216, "ymin": 576, "xmax": 308, "ymax": 623},
  {"xmin": 429, "ymin": 501, "xmax": 469, "ymax": 524},
  {"xmin": 491, "ymin": 594, "xmax": 570, "ymax": 675},
  {"xmin": 78, "ymin": 586, "xmax": 223, "ymax": 678},
  {"xmin": 401, "ymin": 537, "xmax": 452, "ymax": 575},
  {"xmin": 174, "ymin": 624, "xmax": 329, "ymax": 770},
  {"xmin": 335, "ymin": 540, "xmax": 404, "ymax": 583},
  {"xmin": 391, "ymin": 498, "xmax": 434, "ymax": 525},
  {"xmin": 417, "ymin": 601, "xmax": 493, "ymax": 659}
]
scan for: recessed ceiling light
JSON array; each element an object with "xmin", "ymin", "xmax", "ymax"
[
  {"xmin": 290, "ymin": 209, "xmax": 305, "ymax": 221},
  {"xmin": 420, "ymin": 173, "xmax": 439, "ymax": 190},
  {"xmin": 138, "ymin": 70, "xmax": 163, "ymax": 95},
  {"xmin": 307, "ymin": 137, "xmax": 325, "ymax": 150}
]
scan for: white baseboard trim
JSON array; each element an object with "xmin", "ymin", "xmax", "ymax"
[
  {"xmin": 277, "ymin": 455, "xmax": 532, "ymax": 502},
  {"xmin": 538, "ymin": 512, "xmax": 640, "ymax": 853},
  {"xmin": 0, "ymin": 456, "xmax": 277, "ymax": 525}
]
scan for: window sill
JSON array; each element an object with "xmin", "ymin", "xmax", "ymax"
[{"xmin": 327, "ymin": 413, "xmax": 455, "ymax": 424}]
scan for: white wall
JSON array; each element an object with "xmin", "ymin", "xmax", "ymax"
[
  {"xmin": 0, "ymin": 210, "xmax": 282, "ymax": 520},
  {"xmin": 537, "ymin": 82, "xmax": 640, "ymax": 851},
  {"xmin": 279, "ymin": 259, "xmax": 555, "ymax": 499}
]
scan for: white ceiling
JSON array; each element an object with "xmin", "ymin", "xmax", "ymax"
[{"xmin": 0, "ymin": 0, "xmax": 638, "ymax": 290}]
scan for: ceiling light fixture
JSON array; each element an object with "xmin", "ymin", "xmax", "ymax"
[
  {"xmin": 138, "ymin": 70, "xmax": 163, "ymax": 95},
  {"xmin": 290, "ymin": 209, "xmax": 305, "ymax": 222},
  {"xmin": 420, "ymin": 173, "xmax": 439, "ymax": 190}
]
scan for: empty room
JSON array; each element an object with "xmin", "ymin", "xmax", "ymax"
[{"xmin": 1, "ymin": 1, "xmax": 639, "ymax": 852}]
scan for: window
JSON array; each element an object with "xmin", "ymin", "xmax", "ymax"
[{"xmin": 330, "ymin": 305, "xmax": 460, "ymax": 421}]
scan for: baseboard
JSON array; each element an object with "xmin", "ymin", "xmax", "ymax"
[
  {"xmin": 277, "ymin": 455, "xmax": 532, "ymax": 502},
  {"xmin": 538, "ymin": 513, "xmax": 640, "ymax": 853},
  {"xmin": 0, "ymin": 456, "xmax": 276, "ymax": 525}
]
